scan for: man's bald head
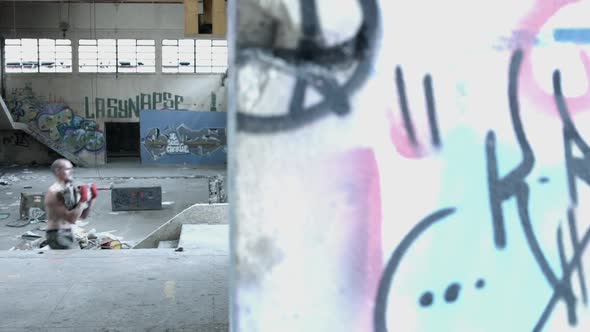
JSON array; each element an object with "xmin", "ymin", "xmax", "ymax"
[{"xmin": 51, "ymin": 159, "xmax": 74, "ymax": 182}]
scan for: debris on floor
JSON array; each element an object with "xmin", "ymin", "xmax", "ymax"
[
  {"xmin": 9, "ymin": 237, "xmax": 46, "ymax": 251},
  {"xmin": 6, "ymin": 218, "xmax": 31, "ymax": 228},
  {"xmin": 73, "ymin": 226, "xmax": 132, "ymax": 250},
  {"xmin": 9, "ymin": 225, "xmax": 132, "ymax": 251},
  {"xmin": 21, "ymin": 231, "xmax": 42, "ymax": 240},
  {"xmin": 27, "ymin": 207, "xmax": 46, "ymax": 224},
  {"xmin": 0, "ymin": 175, "xmax": 21, "ymax": 184},
  {"xmin": 208, "ymin": 175, "xmax": 226, "ymax": 204},
  {"xmin": 6, "ymin": 207, "xmax": 47, "ymax": 228},
  {"xmin": 0, "ymin": 213, "xmax": 9, "ymax": 220}
]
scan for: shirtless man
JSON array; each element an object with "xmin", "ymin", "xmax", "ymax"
[{"xmin": 44, "ymin": 159, "xmax": 94, "ymax": 249}]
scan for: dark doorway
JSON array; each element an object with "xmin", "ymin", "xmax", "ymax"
[{"xmin": 105, "ymin": 122, "xmax": 140, "ymax": 162}]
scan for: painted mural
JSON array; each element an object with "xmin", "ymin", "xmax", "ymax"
[
  {"xmin": 140, "ymin": 110, "xmax": 226, "ymax": 164},
  {"xmin": 6, "ymin": 83, "xmax": 105, "ymax": 159},
  {"xmin": 234, "ymin": 0, "xmax": 590, "ymax": 331}
]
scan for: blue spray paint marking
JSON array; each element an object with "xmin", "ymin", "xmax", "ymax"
[{"xmin": 554, "ymin": 28, "xmax": 590, "ymax": 44}]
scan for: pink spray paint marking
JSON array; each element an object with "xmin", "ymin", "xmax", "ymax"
[
  {"xmin": 519, "ymin": 0, "xmax": 590, "ymax": 115},
  {"xmin": 326, "ymin": 148, "xmax": 383, "ymax": 330}
]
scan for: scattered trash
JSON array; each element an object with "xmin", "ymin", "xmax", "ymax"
[
  {"xmin": 104, "ymin": 240, "xmax": 123, "ymax": 249},
  {"xmin": 27, "ymin": 207, "xmax": 47, "ymax": 224},
  {"xmin": 10, "ymin": 225, "xmax": 131, "ymax": 250},
  {"xmin": 9, "ymin": 237, "xmax": 46, "ymax": 251},
  {"xmin": 73, "ymin": 226, "xmax": 131, "ymax": 250},
  {"xmin": 162, "ymin": 201, "xmax": 175, "ymax": 206},
  {"xmin": 0, "ymin": 213, "xmax": 9, "ymax": 220},
  {"xmin": 0, "ymin": 175, "xmax": 21, "ymax": 184},
  {"xmin": 5, "ymin": 192, "xmax": 13, "ymax": 195},
  {"xmin": 21, "ymin": 231, "xmax": 42, "ymax": 240},
  {"xmin": 6, "ymin": 207, "xmax": 46, "ymax": 228},
  {"xmin": 175, "ymin": 247, "xmax": 184, "ymax": 252},
  {"xmin": 23, "ymin": 186, "xmax": 32, "ymax": 189},
  {"xmin": 6, "ymin": 218, "xmax": 30, "ymax": 228}
]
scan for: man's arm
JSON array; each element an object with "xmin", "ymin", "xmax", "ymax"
[
  {"xmin": 44, "ymin": 191, "xmax": 86, "ymax": 224},
  {"xmin": 79, "ymin": 198, "xmax": 95, "ymax": 220}
]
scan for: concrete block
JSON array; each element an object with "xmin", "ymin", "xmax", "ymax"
[
  {"xmin": 178, "ymin": 224, "xmax": 228, "ymax": 252},
  {"xmin": 157, "ymin": 240, "xmax": 179, "ymax": 248},
  {"xmin": 111, "ymin": 187, "xmax": 162, "ymax": 211}
]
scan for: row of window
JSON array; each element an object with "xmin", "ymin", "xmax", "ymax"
[{"xmin": 4, "ymin": 38, "xmax": 228, "ymax": 74}]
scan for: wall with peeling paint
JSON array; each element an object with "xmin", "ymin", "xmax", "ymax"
[{"xmin": 232, "ymin": 0, "xmax": 590, "ymax": 331}]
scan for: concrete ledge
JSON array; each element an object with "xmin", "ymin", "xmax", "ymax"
[{"xmin": 133, "ymin": 203, "xmax": 228, "ymax": 248}]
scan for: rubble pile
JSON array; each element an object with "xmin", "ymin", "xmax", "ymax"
[
  {"xmin": 9, "ymin": 225, "xmax": 131, "ymax": 251},
  {"xmin": 73, "ymin": 226, "xmax": 131, "ymax": 250}
]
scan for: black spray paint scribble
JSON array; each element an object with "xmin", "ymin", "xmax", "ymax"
[
  {"xmin": 236, "ymin": 0, "xmax": 380, "ymax": 133},
  {"xmin": 2, "ymin": 132, "xmax": 29, "ymax": 147},
  {"xmin": 375, "ymin": 50, "xmax": 590, "ymax": 332},
  {"xmin": 530, "ymin": 67, "xmax": 590, "ymax": 332},
  {"xmin": 394, "ymin": 67, "xmax": 441, "ymax": 149},
  {"xmin": 374, "ymin": 208, "xmax": 456, "ymax": 332}
]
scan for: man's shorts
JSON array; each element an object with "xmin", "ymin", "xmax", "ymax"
[{"xmin": 46, "ymin": 229, "xmax": 76, "ymax": 249}]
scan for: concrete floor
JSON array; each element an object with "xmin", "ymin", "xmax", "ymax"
[
  {"xmin": 0, "ymin": 160, "xmax": 226, "ymax": 250},
  {"xmin": 0, "ymin": 249, "xmax": 229, "ymax": 331}
]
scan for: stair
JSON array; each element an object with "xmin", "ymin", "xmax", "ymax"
[{"xmin": 0, "ymin": 96, "xmax": 90, "ymax": 167}]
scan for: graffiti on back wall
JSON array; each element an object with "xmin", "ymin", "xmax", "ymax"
[
  {"xmin": 142, "ymin": 125, "xmax": 227, "ymax": 160},
  {"xmin": 139, "ymin": 110, "xmax": 227, "ymax": 165},
  {"xmin": 1, "ymin": 132, "xmax": 29, "ymax": 148},
  {"xmin": 84, "ymin": 92, "xmax": 185, "ymax": 119},
  {"xmin": 6, "ymin": 83, "xmax": 105, "ymax": 155}
]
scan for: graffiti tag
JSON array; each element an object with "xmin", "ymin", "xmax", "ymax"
[
  {"xmin": 375, "ymin": 49, "xmax": 590, "ymax": 332},
  {"xmin": 84, "ymin": 92, "xmax": 184, "ymax": 119}
]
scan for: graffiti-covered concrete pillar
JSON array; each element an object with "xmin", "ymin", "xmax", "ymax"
[{"xmin": 231, "ymin": 0, "xmax": 590, "ymax": 331}]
